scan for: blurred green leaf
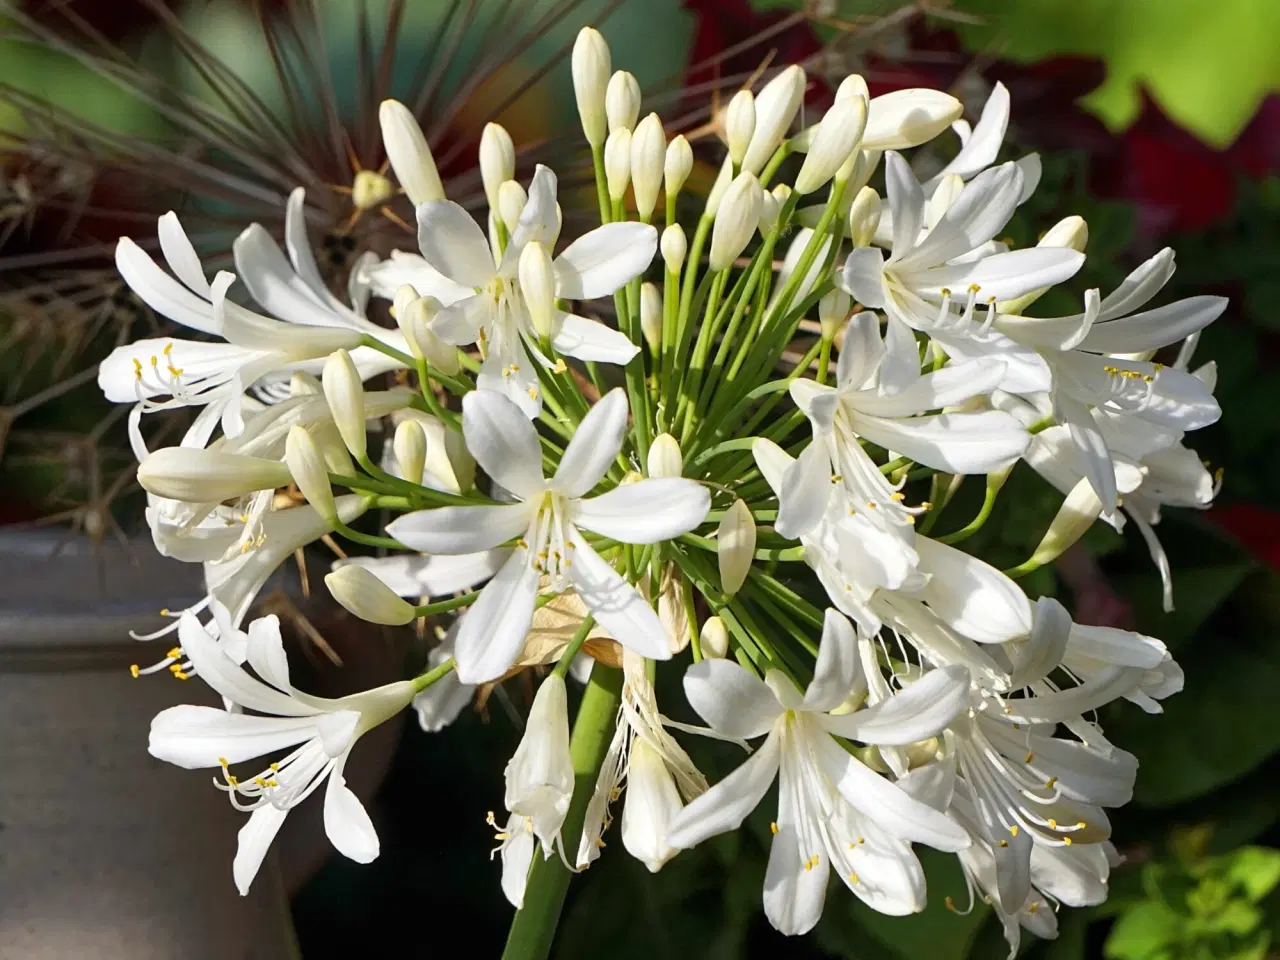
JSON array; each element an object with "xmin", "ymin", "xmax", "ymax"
[
  {"xmin": 1224, "ymin": 848, "xmax": 1280, "ymax": 903},
  {"xmin": 948, "ymin": 0, "xmax": 1280, "ymax": 147},
  {"xmin": 1113, "ymin": 560, "xmax": 1255, "ymax": 649},
  {"xmin": 1105, "ymin": 900, "xmax": 1183, "ymax": 960}
]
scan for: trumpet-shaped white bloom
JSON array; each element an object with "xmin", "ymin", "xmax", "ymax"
[
  {"xmin": 387, "ymin": 389, "xmax": 710, "ymax": 683},
  {"xmin": 666, "ymin": 609, "xmax": 972, "ymax": 933},
  {"xmin": 148, "ymin": 611, "xmax": 415, "ymax": 894},
  {"xmin": 779, "ymin": 310, "xmax": 1029, "ymax": 544},
  {"xmin": 100, "ymin": 191, "xmax": 410, "ymax": 435},
  {"xmin": 408, "ymin": 165, "xmax": 652, "ymax": 416}
]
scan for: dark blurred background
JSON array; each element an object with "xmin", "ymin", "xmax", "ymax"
[{"xmin": 1, "ymin": 1, "xmax": 1278, "ymax": 958}]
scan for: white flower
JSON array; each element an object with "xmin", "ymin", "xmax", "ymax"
[
  {"xmin": 505, "ymin": 673, "xmax": 574, "ymax": 855},
  {"xmin": 387, "ymin": 388, "xmax": 710, "ymax": 683},
  {"xmin": 412, "ymin": 165, "xmax": 652, "ymax": 416},
  {"xmin": 148, "ymin": 611, "xmax": 415, "ymax": 894},
  {"xmin": 666, "ymin": 609, "xmax": 971, "ymax": 933},
  {"xmin": 100, "ymin": 192, "xmax": 409, "ymax": 434},
  {"xmin": 779, "ymin": 310, "xmax": 1029, "ymax": 543},
  {"xmin": 576, "ymin": 650, "xmax": 708, "ymax": 872},
  {"xmin": 840, "ymin": 153, "xmax": 1084, "ymax": 395}
]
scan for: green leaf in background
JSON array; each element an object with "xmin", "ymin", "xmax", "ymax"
[
  {"xmin": 1112, "ymin": 560, "xmax": 1256, "ymax": 650},
  {"xmin": 1104, "ymin": 899, "xmax": 1183, "ymax": 960},
  {"xmin": 947, "ymin": 0, "xmax": 1280, "ymax": 147}
]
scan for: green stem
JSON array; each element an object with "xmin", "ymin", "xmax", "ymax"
[
  {"xmin": 411, "ymin": 657, "xmax": 455, "ymax": 692},
  {"xmin": 412, "ymin": 591, "xmax": 480, "ymax": 617},
  {"xmin": 500, "ymin": 667, "xmax": 623, "ymax": 960}
]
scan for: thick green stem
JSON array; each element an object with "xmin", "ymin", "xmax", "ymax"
[{"xmin": 501, "ymin": 667, "xmax": 623, "ymax": 960}]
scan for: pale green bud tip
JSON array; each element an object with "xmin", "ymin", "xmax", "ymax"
[
  {"xmin": 717, "ymin": 499, "xmax": 757, "ymax": 596},
  {"xmin": 393, "ymin": 419, "xmax": 428, "ymax": 486},
  {"xmin": 378, "ymin": 99, "xmax": 444, "ymax": 205},
  {"xmin": 709, "ymin": 172, "xmax": 762, "ymax": 271},
  {"xmin": 604, "ymin": 127, "xmax": 632, "ymax": 201},
  {"xmin": 322, "ymin": 348, "xmax": 367, "ymax": 461},
  {"xmin": 1029, "ymin": 477, "xmax": 1105, "ymax": 568},
  {"xmin": 518, "ymin": 240, "xmax": 557, "ymax": 340},
  {"xmin": 725, "ymin": 89, "xmax": 756, "ymax": 166},
  {"xmin": 1039, "ymin": 215, "xmax": 1088, "ymax": 253},
  {"xmin": 819, "ymin": 288, "xmax": 852, "ymax": 340},
  {"xmin": 639, "ymin": 282, "xmax": 663, "ymax": 351},
  {"xmin": 700, "ymin": 616, "xmax": 730, "ymax": 659},
  {"xmin": 285, "ymin": 425, "xmax": 336, "ymax": 521},
  {"xmin": 661, "ymin": 224, "xmax": 687, "ymax": 274},
  {"xmin": 794, "ymin": 94, "xmax": 868, "ymax": 195},
  {"xmin": 497, "ymin": 180, "xmax": 528, "ymax": 234},
  {"xmin": 605, "ymin": 70, "xmax": 641, "ymax": 134},
  {"xmin": 648, "ymin": 433, "xmax": 684, "ymax": 479},
  {"xmin": 848, "ymin": 186, "xmax": 882, "ymax": 248},
  {"xmin": 572, "ymin": 28, "xmax": 611, "ymax": 147},
  {"xmin": 630, "ymin": 113, "xmax": 666, "ymax": 219},
  {"xmin": 325, "ymin": 565, "xmax": 417, "ymax": 626},
  {"xmin": 664, "ymin": 135, "xmax": 693, "ymax": 199},
  {"xmin": 479, "ymin": 123, "xmax": 515, "ymax": 211}
]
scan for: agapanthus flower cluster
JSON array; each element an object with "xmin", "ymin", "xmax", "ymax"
[{"xmin": 109, "ymin": 27, "xmax": 1224, "ymax": 956}]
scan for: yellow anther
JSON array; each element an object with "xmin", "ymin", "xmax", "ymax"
[
  {"xmin": 163, "ymin": 343, "xmax": 173, "ymax": 355},
  {"xmin": 255, "ymin": 777, "xmax": 267, "ymax": 787},
  {"xmin": 940, "ymin": 288, "xmax": 952, "ymax": 297},
  {"xmin": 219, "ymin": 757, "xmax": 229, "ymax": 767},
  {"xmin": 1063, "ymin": 836, "xmax": 1073, "ymax": 846},
  {"xmin": 511, "ymin": 363, "xmax": 520, "ymax": 372},
  {"xmin": 999, "ymin": 839, "xmax": 1009, "ymax": 848},
  {"xmin": 172, "ymin": 671, "xmax": 190, "ymax": 681},
  {"xmin": 527, "ymin": 386, "xmax": 539, "ymax": 400},
  {"xmin": 770, "ymin": 822, "xmax": 779, "ymax": 835},
  {"xmin": 1076, "ymin": 821, "xmax": 1086, "ymax": 829},
  {"xmin": 1009, "ymin": 825, "xmax": 1019, "ymax": 837},
  {"xmin": 595, "ymin": 837, "xmax": 606, "ymax": 848},
  {"xmin": 830, "ymin": 474, "xmax": 843, "ymax": 483},
  {"xmin": 150, "ymin": 355, "xmax": 158, "ymax": 367},
  {"xmin": 227, "ymin": 775, "xmax": 239, "ymax": 786},
  {"xmin": 270, "ymin": 763, "xmax": 280, "ymax": 772},
  {"xmin": 160, "ymin": 609, "xmax": 170, "ymax": 616},
  {"xmin": 1024, "ymin": 751, "xmax": 1034, "ymax": 763},
  {"xmin": 920, "ymin": 501, "xmax": 933, "ymax": 510},
  {"xmin": 968, "ymin": 283, "xmax": 981, "ymax": 294},
  {"xmin": 168, "ymin": 366, "xmax": 183, "ymax": 377},
  {"xmin": 1048, "ymin": 818, "xmax": 1058, "ymax": 829},
  {"xmin": 1028, "ymin": 902, "xmax": 1039, "ymax": 914},
  {"xmin": 1045, "ymin": 777, "xmax": 1058, "ymax": 789},
  {"xmin": 945, "ymin": 896, "xmax": 957, "ymax": 913},
  {"xmin": 890, "ymin": 492, "xmax": 905, "ymax": 501},
  {"xmin": 516, "ymin": 538, "xmax": 529, "ymax": 550},
  {"xmin": 866, "ymin": 501, "xmax": 877, "ymax": 509},
  {"xmin": 849, "ymin": 872, "xmax": 859, "ymax": 884},
  {"xmin": 167, "ymin": 647, "xmax": 182, "ymax": 659},
  {"xmin": 552, "ymin": 359, "xmax": 567, "ymax": 374},
  {"xmin": 129, "ymin": 664, "xmax": 140, "ymax": 678}
]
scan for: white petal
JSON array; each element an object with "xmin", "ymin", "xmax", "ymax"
[
  {"xmin": 157, "ymin": 212, "xmax": 210, "ymax": 296},
  {"xmin": 1009, "ymin": 596, "xmax": 1073, "ymax": 689},
  {"xmin": 233, "ymin": 224, "xmax": 338, "ymax": 327},
  {"xmin": 177, "ymin": 612, "xmax": 316, "ymax": 715},
  {"xmin": 1077, "ymin": 295, "xmax": 1226, "ymax": 354},
  {"xmin": 386, "ymin": 502, "xmax": 531, "ymax": 554},
  {"xmin": 1056, "ymin": 392, "xmax": 1118, "ymax": 512},
  {"xmin": 815, "ymin": 734, "xmax": 968, "ymax": 850},
  {"xmin": 665, "ymin": 731, "xmax": 781, "ymax": 850},
  {"xmin": 620, "ymin": 738, "xmax": 684, "ymax": 872},
  {"xmin": 334, "ymin": 551, "xmax": 508, "ymax": 598},
  {"xmin": 452, "ymin": 548, "xmax": 540, "ymax": 683},
  {"xmin": 507, "ymin": 165, "xmax": 560, "ymax": 258},
  {"xmin": 763, "ymin": 794, "xmax": 829, "ymax": 934},
  {"xmin": 751, "ymin": 437, "xmax": 793, "ymax": 494},
  {"xmin": 878, "ymin": 311, "xmax": 925, "ymax": 394},
  {"xmin": 316, "ymin": 710, "xmax": 361, "ymax": 758},
  {"xmin": 364, "ymin": 251, "xmax": 475, "ymax": 306},
  {"xmin": 850, "ymin": 410, "xmax": 1028, "ymax": 475},
  {"xmin": 499, "ymin": 821, "xmax": 536, "ymax": 908},
  {"xmin": 115, "ymin": 237, "xmax": 218, "ymax": 335},
  {"xmin": 682, "ymin": 658, "xmax": 783, "ymax": 739},
  {"xmin": 551, "ymin": 312, "xmax": 640, "ymax": 364},
  {"xmin": 324, "ymin": 762, "xmax": 380, "ymax": 863},
  {"xmin": 462, "ymin": 388, "xmax": 545, "ymax": 499},
  {"xmin": 839, "ymin": 247, "xmax": 886, "ymax": 308},
  {"xmin": 851, "ymin": 357, "xmax": 1007, "ymax": 418},
  {"xmin": 148, "ymin": 705, "xmax": 317, "ymax": 769},
  {"xmin": 801, "ymin": 609, "xmax": 860, "ymax": 712},
  {"xmin": 554, "ymin": 387, "xmax": 629, "ymax": 498},
  {"xmin": 430, "ymin": 294, "xmax": 489, "ymax": 346},
  {"xmin": 836, "ymin": 311, "xmax": 886, "ymax": 390},
  {"xmin": 233, "ymin": 804, "xmax": 289, "ymax": 895},
  {"xmin": 1067, "ymin": 623, "xmax": 1167, "ymax": 670},
  {"xmin": 914, "ymin": 538, "xmax": 1032, "ymax": 643},
  {"xmin": 774, "ymin": 438, "xmax": 831, "ymax": 540},
  {"xmin": 246, "ymin": 614, "xmax": 292, "ymax": 691},
  {"xmin": 864, "ymin": 90, "xmax": 963, "ymax": 151},
  {"xmin": 573, "ymin": 479, "xmax": 709, "ymax": 543},
  {"xmin": 415, "ymin": 200, "xmax": 496, "ymax": 288},
  {"xmin": 476, "ymin": 335, "xmax": 542, "ymax": 418},
  {"xmin": 928, "ymin": 83, "xmax": 1009, "ymax": 184},
  {"xmin": 884, "ymin": 152, "xmax": 924, "ymax": 260},
  {"xmin": 554, "ymin": 222, "xmax": 657, "ymax": 299},
  {"xmin": 903, "ymin": 162, "xmax": 1023, "ymax": 268},
  {"xmin": 819, "ymin": 665, "xmax": 969, "ymax": 744},
  {"xmin": 1099, "ymin": 248, "xmax": 1176, "ymax": 320},
  {"xmin": 915, "ymin": 248, "xmax": 1085, "ymax": 302},
  {"xmin": 567, "ymin": 532, "xmax": 671, "ymax": 660}
]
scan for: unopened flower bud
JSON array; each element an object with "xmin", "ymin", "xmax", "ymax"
[
  {"xmin": 630, "ymin": 112, "xmax": 666, "ymax": 219},
  {"xmin": 741, "ymin": 65, "xmax": 806, "ymax": 175},
  {"xmin": 378, "ymin": 99, "xmax": 445, "ymax": 205},
  {"xmin": 639, "ymin": 282, "xmax": 662, "ymax": 351},
  {"xmin": 443, "ymin": 428, "xmax": 477, "ymax": 493},
  {"xmin": 504, "ymin": 673, "xmax": 572, "ymax": 843},
  {"xmin": 1040, "ymin": 215, "xmax": 1089, "ymax": 252},
  {"xmin": 717, "ymin": 498, "xmax": 756, "ymax": 596},
  {"xmin": 519, "ymin": 240, "xmax": 557, "ymax": 340},
  {"xmin": 709, "ymin": 172, "xmax": 762, "ymax": 271},
  {"xmin": 724, "ymin": 89, "xmax": 756, "ymax": 166},
  {"xmin": 395, "ymin": 292, "xmax": 461, "ymax": 375},
  {"xmin": 848, "ymin": 186, "xmax": 882, "ymax": 247},
  {"xmin": 700, "ymin": 616, "xmax": 730, "ymax": 659},
  {"xmin": 660, "ymin": 224, "xmax": 686, "ymax": 274},
  {"xmin": 862, "ymin": 89, "xmax": 962, "ymax": 150},
  {"xmin": 604, "ymin": 127, "xmax": 631, "ymax": 202},
  {"xmin": 572, "ymin": 28, "xmax": 611, "ymax": 148},
  {"xmin": 1025, "ymin": 477, "xmax": 1103, "ymax": 570},
  {"xmin": 285, "ymin": 425, "xmax": 336, "ymax": 521},
  {"xmin": 394, "ymin": 419, "xmax": 428, "ymax": 485},
  {"xmin": 664, "ymin": 135, "xmax": 693, "ymax": 201},
  {"xmin": 794, "ymin": 94, "xmax": 868, "ymax": 195},
  {"xmin": 323, "ymin": 348, "xmax": 367, "ymax": 461},
  {"xmin": 138, "ymin": 448, "xmax": 291, "ymax": 503},
  {"xmin": 819, "ymin": 288, "xmax": 852, "ymax": 341},
  {"xmin": 325, "ymin": 564, "xmax": 416, "ymax": 626},
  {"xmin": 480, "ymin": 123, "xmax": 515, "ymax": 212},
  {"xmin": 497, "ymin": 180, "xmax": 528, "ymax": 234},
  {"xmin": 605, "ymin": 70, "xmax": 641, "ymax": 133},
  {"xmin": 647, "ymin": 433, "xmax": 683, "ymax": 478},
  {"xmin": 290, "ymin": 371, "xmax": 322, "ymax": 396},
  {"xmin": 704, "ymin": 156, "xmax": 734, "ymax": 217}
]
